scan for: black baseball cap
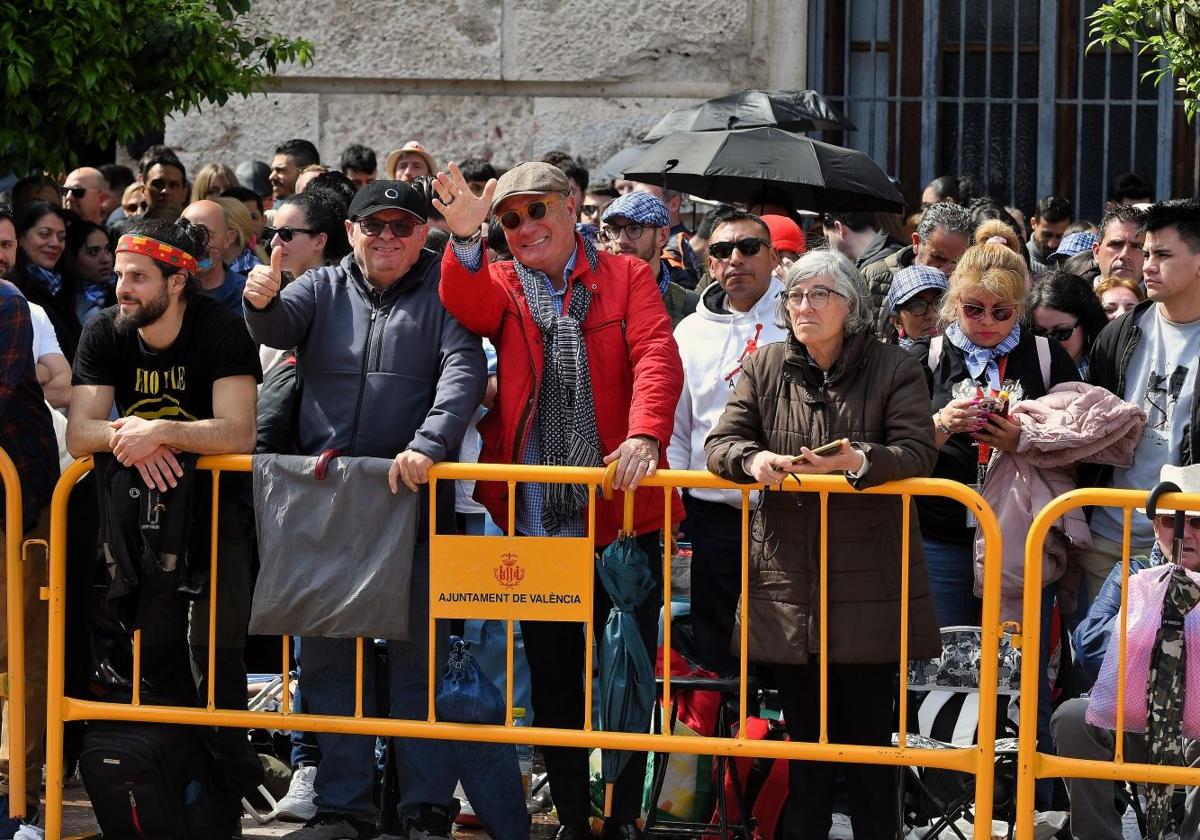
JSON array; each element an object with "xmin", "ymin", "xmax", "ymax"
[{"xmin": 347, "ymin": 179, "xmax": 427, "ymax": 223}]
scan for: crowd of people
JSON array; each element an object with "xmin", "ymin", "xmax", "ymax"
[{"xmin": 0, "ymin": 136, "xmax": 1197, "ymax": 840}]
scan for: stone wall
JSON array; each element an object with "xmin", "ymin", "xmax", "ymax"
[{"xmin": 164, "ymin": 0, "xmax": 807, "ymax": 182}]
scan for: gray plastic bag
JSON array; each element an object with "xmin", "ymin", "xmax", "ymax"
[{"xmin": 250, "ymin": 454, "xmax": 415, "ymax": 639}]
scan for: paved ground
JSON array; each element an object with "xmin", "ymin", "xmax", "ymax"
[{"xmin": 56, "ymin": 781, "xmax": 562, "ymax": 839}]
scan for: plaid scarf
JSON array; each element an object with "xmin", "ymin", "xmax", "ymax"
[
  {"xmin": 26, "ymin": 264, "xmax": 62, "ymax": 296},
  {"xmin": 1145, "ymin": 565, "xmax": 1200, "ymax": 839},
  {"xmin": 517, "ymin": 238, "xmax": 602, "ymax": 535},
  {"xmin": 945, "ymin": 321, "xmax": 1022, "ymax": 390}
]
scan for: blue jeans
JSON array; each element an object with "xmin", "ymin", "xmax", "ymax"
[
  {"xmin": 921, "ymin": 537, "xmax": 981, "ymax": 628},
  {"xmin": 301, "ymin": 543, "xmax": 457, "ymax": 820},
  {"xmin": 289, "ymin": 638, "xmax": 320, "ymax": 768}
]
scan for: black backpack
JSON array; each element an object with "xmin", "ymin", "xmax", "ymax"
[{"xmin": 79, "ymin": 721, "xmax": 231, "ymax": 839}]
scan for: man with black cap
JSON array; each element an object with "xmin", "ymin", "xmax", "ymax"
[
  {"xmin": 435, "ymin": 161, "xmax": 683, "ymax": 840},
  {"xmin": 245, "ymin": 179, "xmax": 487, "ymax": 840}
]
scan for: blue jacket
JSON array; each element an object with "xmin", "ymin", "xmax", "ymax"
[
  {"xmin": 245, "ymin": 249, "xmax": 486, "ymax": 463},
  {"xmin": 1073, "ymin": 549, "xmax": 1163, "ymax": 691}
]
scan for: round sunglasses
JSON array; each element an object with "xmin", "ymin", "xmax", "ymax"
[{"xmin": 497, "ymin": 196, "xmax": 564, "ymax": 231}]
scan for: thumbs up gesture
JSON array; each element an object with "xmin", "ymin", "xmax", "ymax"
[{"xmin": 244, "ymin": 245, "xmax": 283, "ymax": 310}]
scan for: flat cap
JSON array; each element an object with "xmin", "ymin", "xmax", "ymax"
[{"xmin": 491, "ymin": 162, "xmax": 571, "ymax": 211}]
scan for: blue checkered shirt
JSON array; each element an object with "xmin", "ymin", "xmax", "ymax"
[{"xmin": 449, "ymin": 236, "xmax": 586, "ymax": 537}]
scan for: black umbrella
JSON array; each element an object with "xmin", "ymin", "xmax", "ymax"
[
  {"xmin": 592, "ymin": 143, "xmax": 655, "ymax": 187},
  {"xmin": 622, "ymin": 127, "xmax": 904, "ymax": 213},
  {"xmin": 643, "ymin": 89, "xmax": 855, "ymax": 142}
]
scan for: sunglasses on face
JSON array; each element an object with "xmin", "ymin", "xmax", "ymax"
[
  {"xmin": 1156, "ymin": 514, "xmax": 1200, "ymax": 529},
  {"xmin": 899, "ymin": 294, "xmax": 944, "ymax": 317},
  {"xmin": 781, "ymin": 286, "xmax": 846, "ymax": 310},
  {"xmin": 599, "ymin": 223, "xmax": 647, "ymax": 242},
  {"xmin": 264, "ymin": 226, "xmax": 318, "ymax": 243},
  {"xmin": 708, "ymin": 237, "xmax": 770, "ymax": 260},
  {"xmin": 60, "ymin": 186, "xmax": 87, "ymax": 199},
  {"xmin": 580, "ymin": 204, "xmax": 601, "ymax": 217},
  {"xmin": 960, "ymin": 302, "xmax": 1016, "ymax": 322},
  {"xmin": 1033, "ymin": 322, "xmax": 1080, "ymax": 343},
  {"xmin": 496, "ymin": 196, "xmax": 564, "ymax": 231},
  {"xmin": 356, "ymin": 218, "xmax": 419, "ymax": 239}
]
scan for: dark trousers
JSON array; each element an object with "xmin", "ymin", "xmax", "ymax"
[
  {"xmin": 774, "ymin": 661, "xmax": 898, "ymax": 840},
  {"xmin": 520, "ymin": 531, "xmax": 662, "ymax": 827},
  {"xmin": 682, "ymin": 496, "xmax": 742, "ymax": 676}
]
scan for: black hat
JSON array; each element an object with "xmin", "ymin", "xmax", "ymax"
[{"xmin": 347, "ymin": 179, "xmax": 428, "ymax": 223}]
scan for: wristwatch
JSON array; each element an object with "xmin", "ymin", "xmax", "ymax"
[{"xmin": 934, "ymin": 411, "xmax": 952, "ymax": 435}]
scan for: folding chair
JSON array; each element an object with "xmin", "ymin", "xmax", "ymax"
[{"xmin": 895, "ymin": 626, "xmax": 1023, "ymax": 840}]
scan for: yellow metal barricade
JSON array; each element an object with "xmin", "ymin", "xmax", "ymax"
[
  {"xmin": 0, "ymin": 446, "xmax": 27, "ymax": 819},
  {"xmin": 44, "ymin": 456, "xmax": 1005, "ymax": 839},
  {"xmin": 1015, "ymin": 487, "xmax": 1200, "ymax": 840}
]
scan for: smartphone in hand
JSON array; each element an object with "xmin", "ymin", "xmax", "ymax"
[{"xmin": 790, "ymin": 440, "xmax": 844, "ymax": 463}]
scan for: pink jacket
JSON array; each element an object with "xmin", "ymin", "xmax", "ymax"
[{"xmin": 973, "ymin": 382, "xmax": 1146, "ymax": 623}]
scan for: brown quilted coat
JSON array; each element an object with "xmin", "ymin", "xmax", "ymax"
[{"xmin": 704, "ymin": 330, "xmax": 942, "ymax": 665}]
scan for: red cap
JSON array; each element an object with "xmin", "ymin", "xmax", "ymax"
[{"xmin": 762, "ymin": 214, "xmax": 805, "ymax": 255}]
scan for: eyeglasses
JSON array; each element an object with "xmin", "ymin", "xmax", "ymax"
[
  {"xmin": 599, "ymin": 223, "xmax": 647, "ymax": 242},
  {"xmin": 1156, "ymin": 514, "xmax": 1200, "ymax": 529},
  {"xmin": 496, "ymin": 196, "xmax": 564, "ymax": 231},
  {"xmin": 1033, "ymin": 322, "xmax": 1080, "ymax": 343},
  {"xmin": 960, "ymin": 302, "xmax": 1016, "ymax": 322},
  {"xmin": 899, "ymin": 294, "xmax": 944, "ymax": 316},
  {"xmin": 264, "ymin": 226, "xmax": 318, "ymax": 243},
  {"xmin": 356, "ymin": 217, "xmax": 419, "ymax": 239},
  {"xmin": 708, "ymin": 237, "xmax": 771, "ymax": 260},
  {"xmin": 781, "ymin": 286, "xmax": 846, "ymax": 310},
  {"xmin": 60, "ymin": 186, "xmax": 87, "ymax": 199}
]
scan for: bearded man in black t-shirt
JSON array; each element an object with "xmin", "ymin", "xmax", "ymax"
[{"xmin": 66, "ymin": 216, "xmax": 264, "ymax": 809}]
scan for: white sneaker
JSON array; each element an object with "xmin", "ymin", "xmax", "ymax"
[
  {"xmin": 829, "ymin": 812, "xmax": 854, "ymax": 840},
  {"xmin": 272, "ymin": 764, "xmax": 318, "ymax": 822}
]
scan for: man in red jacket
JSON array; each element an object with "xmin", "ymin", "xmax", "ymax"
[{"xmin": 436, "ymin": 160, "xmax": 683, "ymax": 840}]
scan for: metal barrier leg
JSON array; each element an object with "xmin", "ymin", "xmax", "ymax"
[{"xmin": 1, "ymin": 450, "xmax": 26, "ymax": 820}]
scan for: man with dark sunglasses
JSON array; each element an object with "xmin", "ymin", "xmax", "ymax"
[
  {"xmin": 1084, "ymin": 200, "xmax": 1200, "ymax": 614},
  {"xmin": 246, "ymin": 178, "xmax": 487, "ymax": 840},
  {"xmin": 61, "ymin": 167, "xmax": 112, "ymax": 225},
  {"xmin": 599, "ymin": 191, "xmax": 696, "ymax": 327},
  {"xmin": 668, "ymin": 207, "xmax": 788, "ymax": 678},
  {"xmin": 436, "ymin": 160, "xmax": 682, "ymax": 840}
]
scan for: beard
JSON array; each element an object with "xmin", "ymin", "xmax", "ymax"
[{"xmin": 114, "ymin": 281, "xmax": 171, "ymax": 335}]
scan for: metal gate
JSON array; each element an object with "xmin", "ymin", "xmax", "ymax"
[{"xmin": 807, "ymin": 0, "xmax": 1193, "ymax": 219}]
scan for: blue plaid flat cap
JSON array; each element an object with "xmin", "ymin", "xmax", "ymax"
[
  {"xmin": 601, "ymin": 191, "xmax": 671, "ymax": 227},
  {"xmin": 1050, "ymin": 230, "xmax": 1098, "ymax": 262},
  {"xmin": 886, "ymin": 264, "xmax": 949, "ymax": 311}
]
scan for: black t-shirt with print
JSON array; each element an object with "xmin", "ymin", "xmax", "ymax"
[{"xmin": 73, "ymin": 294, "xmax": 262, "ymax": 416}]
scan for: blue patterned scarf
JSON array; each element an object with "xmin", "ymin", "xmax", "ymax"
[
  {"xmin": 26, "ymin": 264, "xmax": 62, "ymax": 296},
  {"xmin": 945, "ymin": 321, "xmax": 1022, "ymax": 389}
]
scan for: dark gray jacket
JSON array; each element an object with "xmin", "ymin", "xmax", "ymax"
[{"xmin": 245, "ymin": 249, "xmax": 486, "ymax": 462}]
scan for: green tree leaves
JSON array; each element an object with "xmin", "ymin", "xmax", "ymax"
[
  {"xmin": 0, "ymin": 0, "xmax": 312, "ymax": 174},
  {"xmin": 1090, "ymin": 0, "xmax": 1200, "ymax": 120}
]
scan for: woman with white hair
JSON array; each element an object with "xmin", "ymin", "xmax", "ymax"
[{"xmin": 705, "ymin": 248, "xmax": 941, "ymax": 839}]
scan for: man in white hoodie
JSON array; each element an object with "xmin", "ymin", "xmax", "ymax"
[{"xmin": 668, "ymin": 208, "xmax": 790, "ymax": 675}]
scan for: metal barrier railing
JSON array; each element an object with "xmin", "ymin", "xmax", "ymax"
[
  {"xmin": 1015, "ymin": 487, "xmax": 1200, "ymax": 840},
  {"xmin": 0, "ymin": 446, "xmax": 27, "ymax": 819},
  {"xmin": 44, "ymin": 455, "xmax": 1006, "ymax": 839}
]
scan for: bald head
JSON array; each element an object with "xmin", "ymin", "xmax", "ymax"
[
  {"xmin": 181, "ymin": 200, "xmax": 235, "ymax": 287},
  {"xmin": 63, "ymin": 167, "xmax": 112, "ymax": 224}
]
